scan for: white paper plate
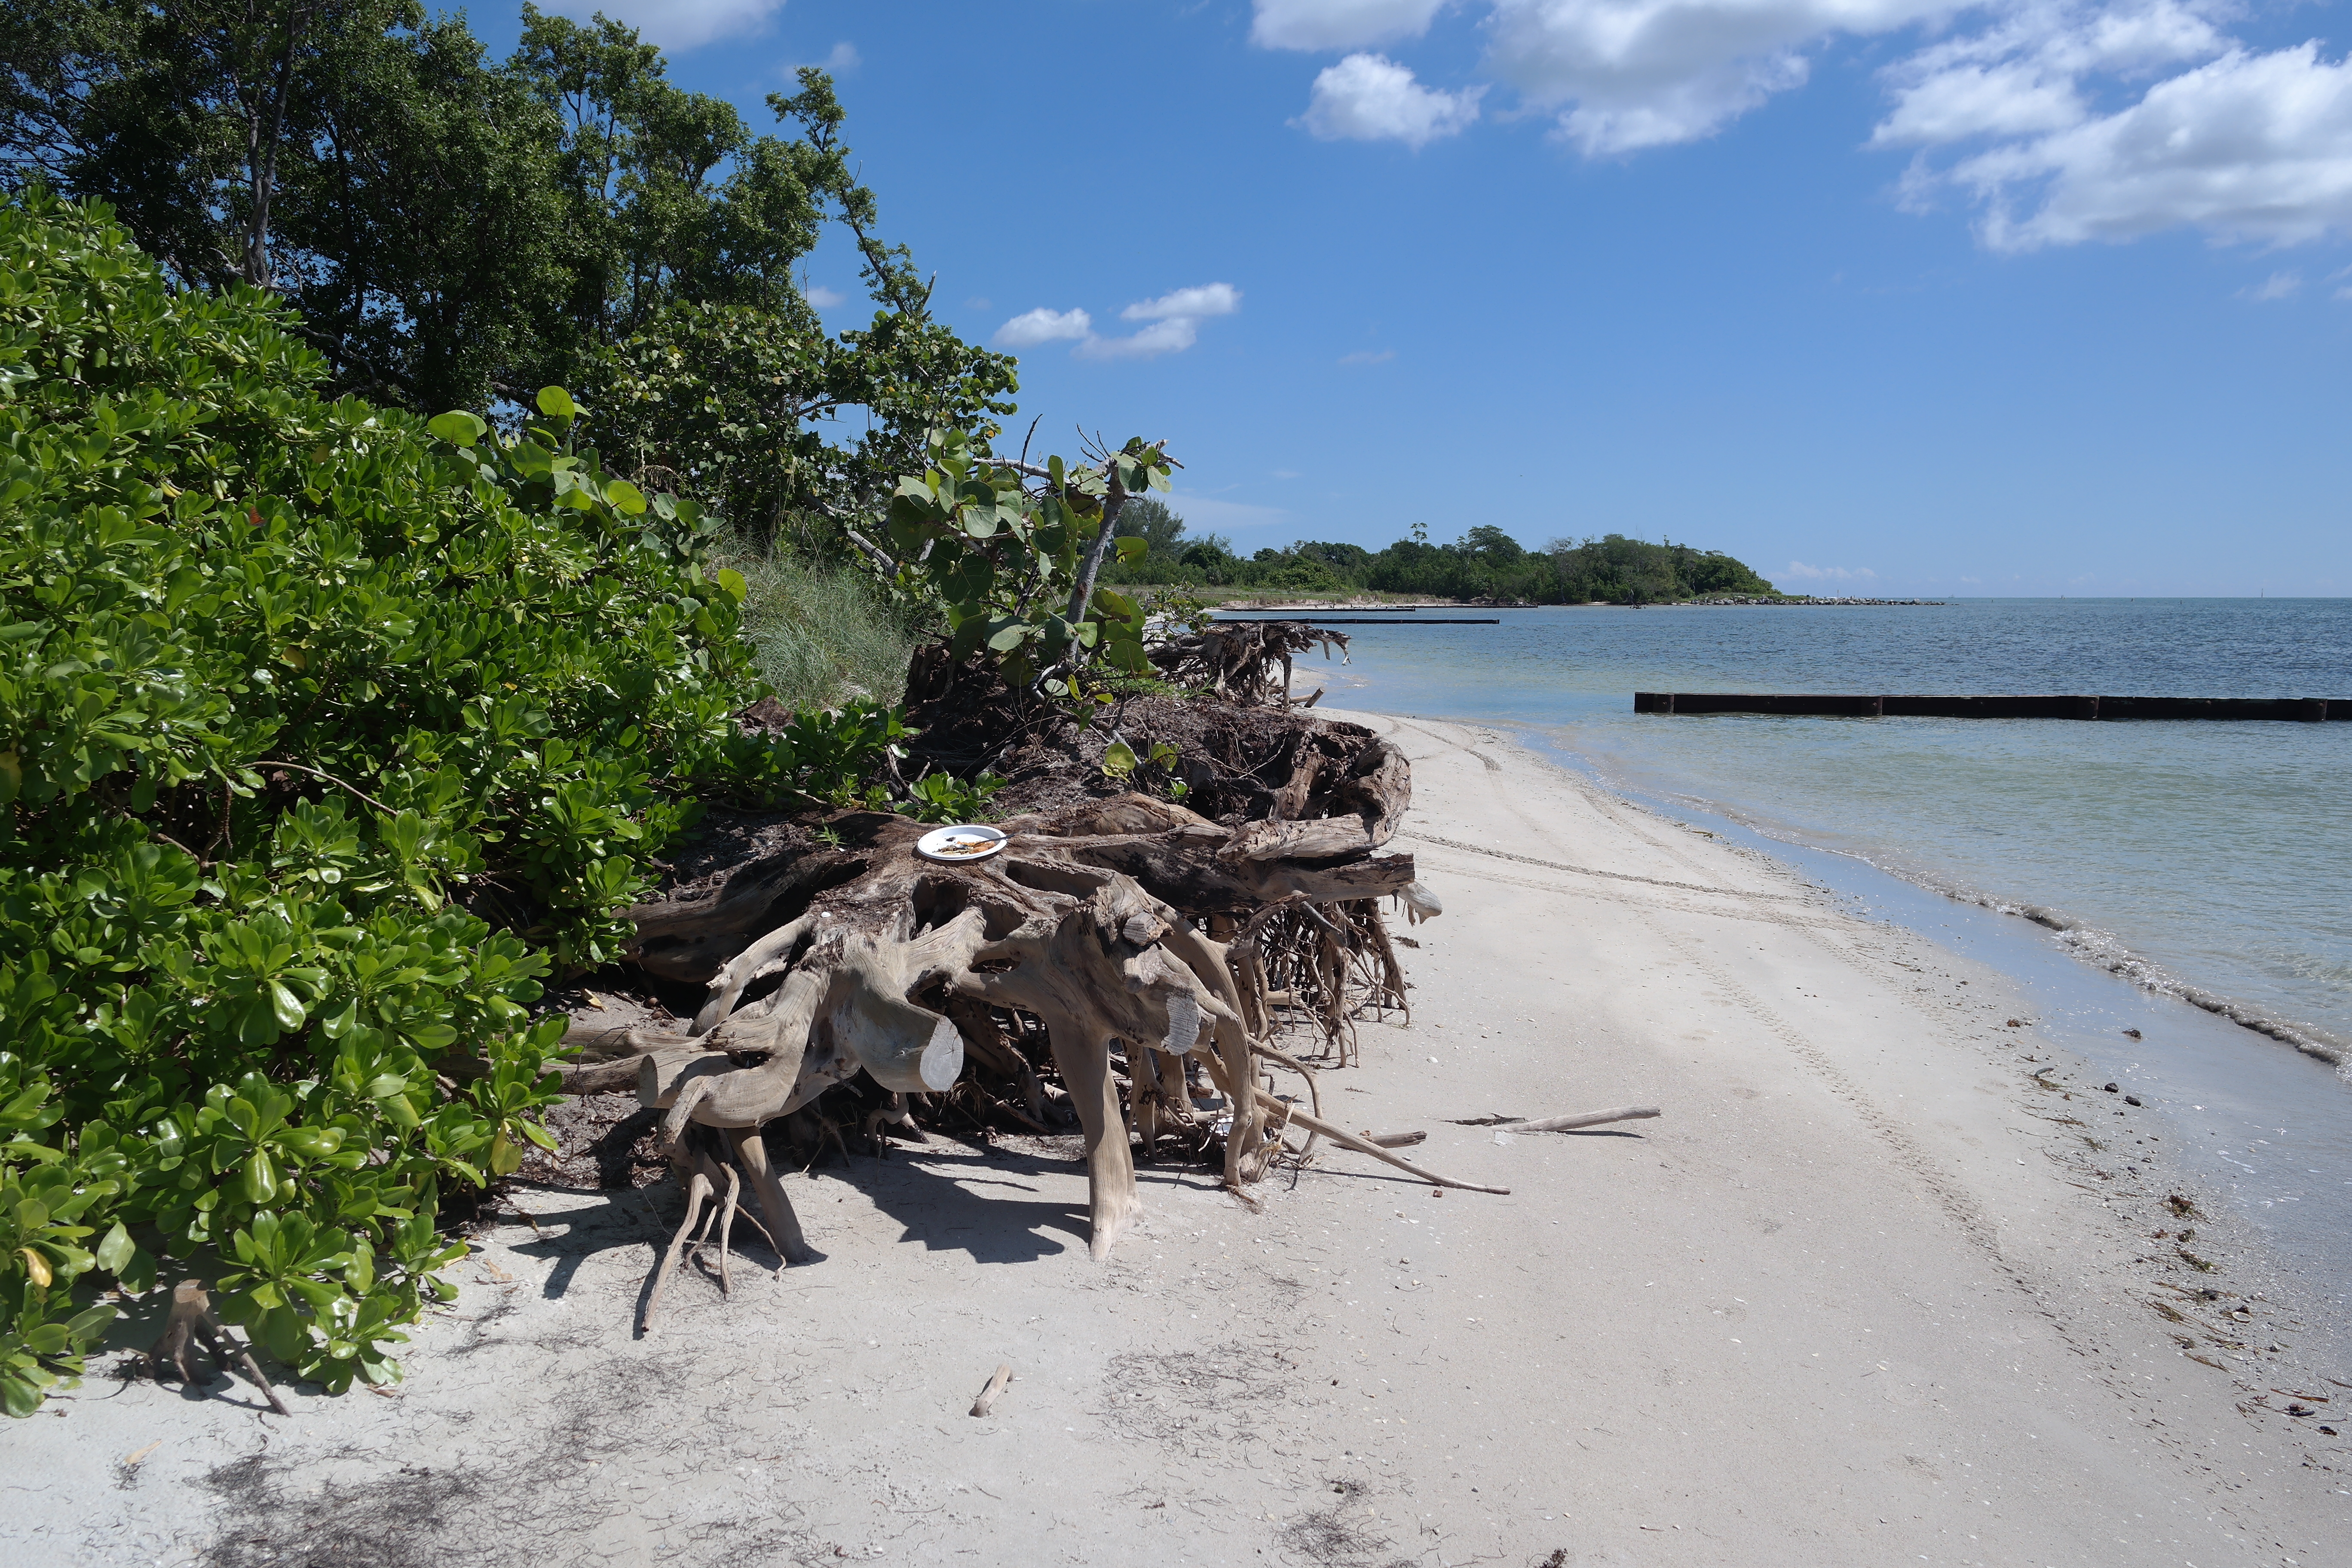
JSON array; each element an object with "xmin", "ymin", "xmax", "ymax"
[{"xmin": 915, "ymin": 824, "xmax": 1008, "ymax": 864}]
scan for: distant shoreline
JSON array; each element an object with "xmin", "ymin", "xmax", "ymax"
[{"xmin": 1212, "ymin": 595, "xmax": 1948, "ymax": 612}]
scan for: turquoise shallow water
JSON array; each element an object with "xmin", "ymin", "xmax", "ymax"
[
  {"xmin": 1247, "ymin": 598, "xmax": 2352, "ymax": 1295},
  {"xmin": 1271, "ymin": 598, "xmax": 2352, "ymax": 1057}
]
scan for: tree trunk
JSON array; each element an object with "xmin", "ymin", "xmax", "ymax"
[
  {"xmin": 1064, "ymin": 474, "xmax": 1129, "ymax": 625},
  {"xmin": 237, "ymin": 7, "xmax": 312, "ymax": 289}
]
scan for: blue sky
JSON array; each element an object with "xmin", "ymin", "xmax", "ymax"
[{"xmin": 469, "ymin": 1, "xmax": 2352, "ymax": 597}]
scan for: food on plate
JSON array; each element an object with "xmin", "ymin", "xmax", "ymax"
[{"xmin": 934, "ymin": 835, "xmax": 994, "ymax": 856}]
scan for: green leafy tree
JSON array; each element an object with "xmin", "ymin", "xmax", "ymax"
[
  {"xmin": 879, "ymin": 429, "xmax": 1175, "ymax": 701},
  {"xmin": 0, "ymin": 4, "xmax": 1014, "ymax": 499},
  {"xmin": 497, "ymin": 50, "xmax": 1021, "ymax": 539},
  {"xmin": 1547, "ymin": 534, "xmax": 1775, "ymax": 603},
  {"xmin": 1105, "ymin": 497, "xmax": 1231, "ymax": 586},
  {"xmin": 266, "ymin": 16, "xmax": 566, "ymax": 411},
  {"xmin": 1113, "ymin": 496, "xmax": 1185, "ymax": 558},
  {"xmin": 512, "ymin": 9, "xmax": 838, "ymax": 354},
  {"xmin": 0, "ymin": 0, "xmax": 393, "ymax": 291},
  {"xmin": 1181, "ymin": 535, "xmax": 1235, "ymax": 566},
  {"xmin": 1670, "ymin": 542, "xmax": 1778, "ymax": 596},
  {"xmin": 0, "ymin": 0, "xmax": 567, "ymax": 412}
]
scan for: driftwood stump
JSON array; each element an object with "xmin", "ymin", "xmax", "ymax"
[
  {"xmin": 564, "ymin": 790, "xmax": 1419, "ymax": 1262},
  {"xmin": 547, "ymin": 689, "xmax": 1539, "ymax": 1335}
]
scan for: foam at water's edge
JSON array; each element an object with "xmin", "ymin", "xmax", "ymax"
[{"xmin": 1955, "ymin": 894, "xmax": 2350, "ymax": 1072}]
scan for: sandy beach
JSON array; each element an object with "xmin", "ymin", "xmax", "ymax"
[{"xmin": 7, "ymin": 710, "xmax": 2346, "ymax": 1566}]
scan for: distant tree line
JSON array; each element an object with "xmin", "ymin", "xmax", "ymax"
[{"xmin": 1105, "ymin": 507, "xmax": 1779, "ymax": 603}]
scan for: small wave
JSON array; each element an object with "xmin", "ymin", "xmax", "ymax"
[
  {"xmin": 1552, "ymin": 737, "xmax": 2352, "ymax": 1075},
  {"xmin": 1905, "ymin": 884, "xmax": 2352, "ymax": 1073}
]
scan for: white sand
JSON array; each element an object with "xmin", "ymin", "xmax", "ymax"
[{"xmin": 7, "ymin": 713, "xmax": 2346, "ymax": 1565}]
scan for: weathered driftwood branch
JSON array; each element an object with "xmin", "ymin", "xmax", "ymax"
[
  {"xmin": 1478, "ymin": 1106, "xmax": 1662, "ymax": 1133},
  {"xmin": 1242, "ymin": 1084, "xmax": 1509, "ymax": 1195},
  {"xmin": 970, "ymin": 1363, "xmax": 1013, "ymax": 1417}
]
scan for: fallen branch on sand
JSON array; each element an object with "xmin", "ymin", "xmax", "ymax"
[
  {"xmin": 971, "ymin": 1364, "xmax": 1013, "ymax": 1417},
  {"xmin": 1246, "ymin": 1087, "xmax": 1509, "ymax": 1194},
  {"xmin": 1453, "ymin": 1107, "xmax": 1662, "ymax": 1133}
]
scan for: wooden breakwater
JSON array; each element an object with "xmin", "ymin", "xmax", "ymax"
[
  {"xmin": 1635, "ymin": 693, "xmax": 2350, "ymax": 721},
  {"xmin": 1213, "ymin": 615, "xmax": 1501, "ymax": 625}
]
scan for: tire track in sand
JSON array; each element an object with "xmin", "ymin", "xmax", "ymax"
[
  {"xmin": 1401, "ymin": 845, "xmax": 1842, "ymax": 934},
  {"xmin": 1371, "ymin": 712, "xmax": 2251, "ymax": 1487},
  {"xmin": 1381, "ymin": 716, "xmax": 1992, "ymax": 1236},
  {"xmin": 1386, "ymin": 716, "xmax": 1997, "ymax": 1035}
]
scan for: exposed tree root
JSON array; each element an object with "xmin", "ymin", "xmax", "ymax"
[
  {"xmin": 1146, "ymin": 619, "xmax": 1351, "ymax": 708},
  {"xmin": 549, "ymin": 692, "xmax": 1642, "ymax": 1326},
  {"xmin": 574, "ymin": 784, "xmax": 1418, "ymax": 1261},
  {"xmin": 148, "ymin": 1279, "xmax": 291, "ymax": 1415},
  {"xmin": 639, "ymin": 1167, "xmax": 711, "ymax": 1334}
]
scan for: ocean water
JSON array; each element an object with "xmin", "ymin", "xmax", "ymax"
[
  {"xmin": 1275, "ymin": 598, "xmax": 2352, "ymax": 1057},
  {"xmin": 1261, "ymin": 598, "xmax": 2352, "ymax": 1292}
]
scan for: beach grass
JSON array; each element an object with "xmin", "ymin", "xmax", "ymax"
[{"xmin": 725, "ymin": 546, "xmax": 922, "ymax": 709}]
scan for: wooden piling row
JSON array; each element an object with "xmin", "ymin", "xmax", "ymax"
[{"xmin": 1633, "ymin": 693, "xmax": 2347, "ymax": 721}]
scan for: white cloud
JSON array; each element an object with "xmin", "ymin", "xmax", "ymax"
[
  {"xmin": 1300, "ymin": 53, "xmax": 1485, "ymax": 147},
  {"xmin": 1121, "ymin": 283, "xmax": 1243, "ymax": 321},
  {"xmin": 811, "ymin": 41, "xmax": 860, "ymax": 73},
  {"xmin": 996, "ymin": 284, "xmax": 1242, "ymax": 361},
  {"xmin": 2241, "ymin": 270, "xmax": 2302, "ymax": 300},
  {"xmin": 1077, "ymin": 318, "xmax": 1201, "ymax": 359},
  {"xmin": 1258, "ymin": 0, "xmax": 1948, "ymax": 152},
  {"xmin": 1783, "ymin": 560, "xmax": 1879, "ymax": 581},
  {"xmin": 1873, "ymin": 59, "xmax": 2087, "ymax": 147},
  {"xmin": 994, "ymin": 307, "xmax": 1094, "ymax": 347},
  {"xmin": 1872, "ymin": 0, "xmax": 2224, "ymax": 149},
  {"xmin": 1951, "ymin": 44, "xmax": 2352, "ymax": 250},
  {"xmin": 1251, "ymin": 0, "xmax": 2352, "ymax": 259},
  {"xmin": 1484, "ymin": 0, "xmax": 1952, "ymax": 155},
  {"xmin": 1253, "ymin": 0, "xmax": 1452, "ymax": 50},
  {"xmin": 802, "ymin": 285, "xmax": 846, "ymax": 309},
  {"xmin": 1338, "ymin": 347, "xmax": 1397, "ymax": 364},
  {"xmin": 1871, "ymin": 5, "xmax": 2352, "ymax": 252},
  {"xmin": 533, "ymin": 0, "xmax": 782, "ymax": 50}
]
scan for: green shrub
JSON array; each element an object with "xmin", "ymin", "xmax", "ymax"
[{"xmin": 0, "ymin": 192, "xmax": 891, "ymax": 1415}]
